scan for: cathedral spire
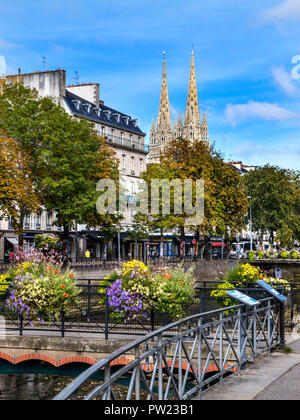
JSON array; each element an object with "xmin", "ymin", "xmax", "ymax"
[
  {"xmin": 184, "ymin": 49, "xmax": 200, "ymax": 125},
  {"xmin": 202, "ymin": 111, "xmax": 207, "ymax": 126},
  {"xmin": 157, "ymin": 54, "xmax": 172, "ymax": 129}
]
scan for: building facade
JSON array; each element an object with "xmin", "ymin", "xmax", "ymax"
[
  {"xmin": 0, "ymin": 69, "xmax": 147, "ymax": 260},
  {"xmin": 148, "ymin": 51, "xmax": 210, "ymax": 164}
]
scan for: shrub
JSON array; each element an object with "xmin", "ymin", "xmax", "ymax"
[
  {"xmin": 257, "ymin": 251, "xmax": 265, "ymax": 259},
  {"xmin": 210, "ymin": 281, "xmax": 236, "ymax": 309},
  {"xmin": 248, "ymin": 251, "xmax": 255, "ymax": 262},
  {"xmin": 226, "ymin": 263, "xmax": 261, "ymax": 285},
  {"xmin": 279, "ymin": 251, "xmax": 288, "ymax": 259}
]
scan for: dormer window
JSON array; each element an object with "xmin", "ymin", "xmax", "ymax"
[
  {"xmin": 122, "ymin": 116, "xmax": 130, "ymax": 125},
  {"xmin": 72, "ymin": 99, "xmax": 81, "ymax": 110},
  {"xmin": 93, "ymin": 107, "xmax": 101, "ymax": 117},
  {"xmin": 132, "ymin": 119, "xmax": 139, "ymax": 127},
  {"xmin": 113, "ymin": 113, "xmax": 121, "ymax": 123},
  {"xmin": 103, "ymin": 110, "xmax": 111, "ymax": 120},
  {"xmin": 82, "ymin": 103, "xmax": 92, "ymax": 113}
]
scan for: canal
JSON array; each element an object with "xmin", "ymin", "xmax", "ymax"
[{"xmin": 0, "ymin": 374, "xmax": 73, "ymax": 400}]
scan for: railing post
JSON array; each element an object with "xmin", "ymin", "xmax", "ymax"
[
  {"xmin": 219, "ymin": 312, "xmax": 223, "ymax": 386},
  {"xmin": 150, "ymin": 309, "xmax": 155, "ymax": 333},
  {"xmin": 279, "ymin": 301, "xmax": 286, "ymax": 350},
  {"xmin": 19, "ymin": 312, "xmax": 23, "ymax": 337},
  {"xmin": 197, "ymin": 317, "xmax": 203, "ymax": 400},
  {"xmin": 135, "ymin": 346, "xmax": 140, "ymax": 400},
  {"xmin": 178, "ymin": 325, "xmax": 183, "ymax": 399},
  {"xmin": 252, "ymin": 305, "xmax": 257, "ymax": 362},
  {"xmin": 158, "ymin": 334, "xmax": 163, "ymax": 400},
  {"xmin": 87, "ymin": 279, "xmax": 91, "ymax": 321},
  {"xmin": 290, "ymin": 285, "xmax": 295, "ymax": 332},
  {"xmin": 61, "ymin": 311, "xmax": 65, "ymax": 338},
  {"xmin": 238, "ymin": 306, "xmax": 247, "ymax": 372},
  {"xmin": 267, "ymin": 299, "xmax": 274, "ymax": 352},
  {"xmin": 105, "ymin": 289, "xmax": 109, "ymax": 340},
  {"xmin": 104, "ymin": 364, "xmax": 111, "ymax": 400}
]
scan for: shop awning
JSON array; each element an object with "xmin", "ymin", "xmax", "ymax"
[
  {"xmin": 87, "ymin": 232, "xmax": 103, "ymax": 239},
  {"xmin": 5, "ymin": 238, "xmax": 19, "ymax": 245},
  {"xmin": 211, "ymin": 242, "xmax": 223, "ymax": 247}
]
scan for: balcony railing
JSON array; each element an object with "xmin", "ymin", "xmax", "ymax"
[{"xmin": 105, "ymin": 135, "xmax": 149, "ymax": 153}]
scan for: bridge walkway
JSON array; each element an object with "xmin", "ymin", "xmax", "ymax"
[{"xmin": 202, "ymin": 336, "xmax": 300, "ymax": 400}]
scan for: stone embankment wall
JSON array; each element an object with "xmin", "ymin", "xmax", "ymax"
[{"xmin": 74, "ymin": 260, "xmax": 236, "ymax": 284}]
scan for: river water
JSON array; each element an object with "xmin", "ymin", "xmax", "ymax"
[{"xmin": 0, "ymin": 374, "xmax": 72, "ymax": 400}]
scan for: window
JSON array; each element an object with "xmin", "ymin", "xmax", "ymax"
[
  {"xmin": 120, "ymin": 132, "xmax": 124, "ymax": 144},
  {"xmin": 35, "ymin": 213, "xmax": 41, "ymax": 230},
  {"xmin": 47, "ymin": 212, "xmax": 52, "ymax": 230},
  {"xmin": 122, "ymin": 154, "xmax": 126, "ymax": 170},
  {"xmin": 139, "ymin": 159, "xmax": 143, "ymax": 173},
  {"xmin": 111, "ymin": 129, "xmax": 115, "ymax": 141},
  {"xmin": 130, "ymin": 181, "xmax": 135, "ymax": 196},
  {"xmin": 131, "ymin": 156, "xmax": 135, "ymax": 172},
  {"xmin": 24, "ymin": 214, "xmax": 30, "ymax": 229}
]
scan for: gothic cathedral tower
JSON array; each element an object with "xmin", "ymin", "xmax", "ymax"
[
  {"xmin": 148, "ymin": 50, "xmax": 210, "ymax": 164},
  {"xmin": 148, "ymin": 55, "xmax": 173, "ymax": 164}
]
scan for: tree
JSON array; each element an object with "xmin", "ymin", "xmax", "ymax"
[
  {"xmin": 243, "ymin": 165, "xmax": 300, "ymax": 246},
  {"xmin": 0, "ymin": 130, "xmax": 40, "ymax": 234},
  {"xmin": 141, "ymin": 138, "xmax": 248, "ymax": 258}
]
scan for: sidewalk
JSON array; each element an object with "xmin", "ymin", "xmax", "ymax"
[{"xmin": 202, "ymin": 336, "xmax": 300, "ymax": 400}]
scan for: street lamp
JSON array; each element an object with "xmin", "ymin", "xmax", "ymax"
[{"xmin": 247, "ymin": 196, "xmax": 253, "ymax": 252}]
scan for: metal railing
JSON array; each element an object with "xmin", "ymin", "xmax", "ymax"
[
  {"xmin": 106, "ymin": 135, "xmax": 149, "ymax": 153},
  {"xmin": 54, "ymin": 295, "xmax": 283, "ymax": 400},
  {"xmin": 0, "ymin": 280, "xmax": 291, "ymax": 339},
  {"xmin": 69, "ymin": 258, "xmax": 122, "ymax": 270}
]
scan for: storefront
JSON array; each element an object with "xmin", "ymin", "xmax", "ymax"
[{"xmin": 4, "ymin": 237, "xmax": 18, "ymax": 261}]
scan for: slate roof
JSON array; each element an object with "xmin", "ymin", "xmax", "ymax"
[{"xmin": 64, "ymin": 90, "xmax": 146, "ymax": 136}]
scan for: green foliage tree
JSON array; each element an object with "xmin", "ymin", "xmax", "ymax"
[
  {"xmin": 0, "ymin": 130, "xmax": 40, "ymax": 228},
  {"xmin": 142, "ymin": 138, "xmax": 248, "ymax": 258},
  {"xmin": 0, "ymin": 83, "xmax": 121, "ymax": 244},
  {"xmin": 244, "ymin": 165, "xmax": 300, "ymax": 246}
]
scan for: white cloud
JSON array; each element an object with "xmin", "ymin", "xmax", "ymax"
[
  {"xmin": 225, "ymin": 100, "xmax": 298, "ymax": 126},
  {"xmin": 0, "ymin": 39, "xmax": 19, "ymax": 49},
  {"xmin": 272, "ymin": 66, "xmax": 299, "ymax": 95},
  {"xmin": 259, "ymin": 0, "xmax": 300, "ymax": 24}
]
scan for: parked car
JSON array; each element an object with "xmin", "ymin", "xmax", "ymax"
[{"xmin": 229, "ymin": 242, "xmax": 256, "ymax": 259}]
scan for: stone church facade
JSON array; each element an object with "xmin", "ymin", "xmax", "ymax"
[{"xmin": 148, "ymin": 50, "xmax": 210, "ymax": 164}]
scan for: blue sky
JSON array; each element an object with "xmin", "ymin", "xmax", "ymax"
[{"xmin": 0, "ymin": 0, "xmax": 300, "ymax": 169}]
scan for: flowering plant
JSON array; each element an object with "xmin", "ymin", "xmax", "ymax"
[
  {"xmin": 211, "ymin": 263, "xmax": 290, "ymax": 307},
  {"xmin": 262, "ymin": 276, "xmax": 291, "ymax": 293},
  {"xmin": 0, "ymin": 274, "xmax": 11, "ymax": 299},
  {"xmin": 106, "ymin": 279, "xmax": 148, "ymax": 320},
  {"xmin": 150, "ymin": 265, "xmax": 196, "ymax": 319},
  {"xmin": 5, "ymin": 263, "xmax": 81, "ymax": 322},
  {"xmin": 10, "ymin": 248, "xmax": 65, "ymax": 267},
  {"xmin": 103, "ymin": 261, "xmax": 196, "ymax": 321}
]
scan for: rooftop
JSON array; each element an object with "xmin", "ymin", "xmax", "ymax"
[{"xmin": 64, "ymin": 90, "xmax": 146, "ymax": 137}]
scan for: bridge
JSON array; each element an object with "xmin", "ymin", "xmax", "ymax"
[
  {"xmin": 52, "ymin": 293, "xmax": 285, "ymax": 400},
  {"xmin": 0, "ymin": 276, "xmax": 296, "ymax": 400}
]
